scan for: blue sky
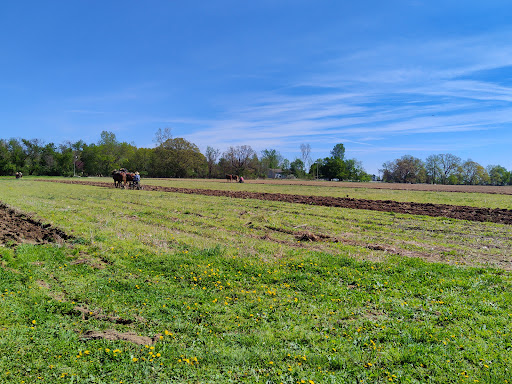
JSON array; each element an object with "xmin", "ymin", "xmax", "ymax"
[{"xmin": 1, "ymin": 1, "xmax": 512, "ymax": 175}]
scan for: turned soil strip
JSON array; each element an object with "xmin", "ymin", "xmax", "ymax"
[
  {"xmin": 0, "ymin": 202, "xmax": 72, "ymax": 245},
  {"xmin": 37, "ymin": 179, "xmax": 512, "ymax": 225}
]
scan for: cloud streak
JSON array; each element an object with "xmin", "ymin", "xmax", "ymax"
[{"xmin": 169, "ymin": 30, "xmax": 512, "ymax": 172}]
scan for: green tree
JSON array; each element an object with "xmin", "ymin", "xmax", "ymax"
[
  {"xmin": 81, "ymin": 144, "xmax": 103, "ymax": 176},
  {"xmin": 56, "ymin": 145, "xmax": 74, "ymax": 176},
  {"xmin": 330, "ymin": 143, "xmax": 345, "ymax": 160},
  {"xmin": 344, "ymin": 159, "xmax": 371, "ymax": 181},
  {"xmin": 39, "ymin": 143, "xmax": 59, "ymax": 175},
  {"xmin": 0, "ymin": 139, "xmax": 15, "ymax": 175},
  {"xmin": 460, "ymin": 160, "xmax": 489, "ymax": 185},
  {"xmin": 280, "ymin": 158, "xmax": 291, "ymax": 177},
  {"xmin": 96, "ymin": 131, "xmax": 132, "ymax": 175},
  {"xmin": 309, "ymin": 158, "xmax": 324, "ymax": 179},
  {"xmin": 126, "ymin": 147, "xmax": 153, "ymax": 177},
  {"xmin": 260, "ymin": 149, "xmax": 283, "ymax": 171},
  {"xmin": 8, "ymin": 139, "xmax": 27, "ymax": 173},
  {"xmin": 319, "ymin": 144, "xmax": 370, "ymax": 181},
  {"xmin": 487, "ymin": 165, "xmax": 510, "ymax": 186},
  {"xmin": 321, "ymin": 157, "xmax": 346, "ymax": 180},
  {"xmin": 22, "ymin": 138, "xmax": 44, "ymax": 175},
  {"xmin": 290, "ymin": 159, "xmax": 305, "ymax": 178},
  {"xmin": 152, "ymin": 138, "xmax": 207, "ymax": 178}
]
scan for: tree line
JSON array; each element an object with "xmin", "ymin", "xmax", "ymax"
[
  {"xmin": 7, "ymin": 129, "xmax": 506, "ymax": 185},
  {"xmin": 380, "ymin": 154, "xmax": 512, "ymax": 185},
  {"xmin": 0, "ymin": 130, "xmax": 371, "ymax": 181}
]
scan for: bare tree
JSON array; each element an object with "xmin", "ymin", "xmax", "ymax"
[
  {"xmin": 300, "ymin": 143, "xmax": 312, "ymax": 170},
  {"xmin": 437, "ymin": 154, "xmax": 461, "ymax": 184},
  {"xmin": 425, "ymin": 154, "xmax": 442, "ymax": 184},
  {"xmin": 154, "ymin": 127, "xmax": 173, "ymax": 147},
  {"xmin": 205, "ymin": 146, "xmax": 220, "ymax": 178},
  {"xmin": 223, "ymin": 145, "xmax": 256, "ymax": 175}
]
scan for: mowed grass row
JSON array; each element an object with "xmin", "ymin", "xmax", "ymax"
[{"xmin": 0, "ymin": 179, "xmax": 511, "ymax": 383}]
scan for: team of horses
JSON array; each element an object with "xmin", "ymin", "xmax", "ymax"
[
  {"xmin": 225, "ymin": 174, "xmax": 239, "ymax": 182},
  {"xmin": 112, "ymin": 169, "xmax": 141, "ymax": 189}
]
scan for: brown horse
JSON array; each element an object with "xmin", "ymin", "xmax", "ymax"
[
  {"xmin": 112, "ymin": 170, "xmax": 127, "ymax": 188},
  {"xmin": 125, "ymin": 172, "xmax": 140, "ymax": 189},
  {"xmin": 226, "ymin": 174, "xmax": 239, "ymax": 182}
]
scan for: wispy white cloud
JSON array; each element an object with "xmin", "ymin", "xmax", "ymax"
[
  {"xmin": 45, "ymin": 28, "xmax": 512, "ymax": 174},
  {"xmin": 177, "ymin": 30, "xmax": 512, "ymax": 163}
]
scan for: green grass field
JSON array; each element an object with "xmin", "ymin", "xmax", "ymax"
[{"xmin": 0, "ymin": 178, "xmax": 511, "ymax": 383}]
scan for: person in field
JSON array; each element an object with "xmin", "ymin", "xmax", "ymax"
[{"xmin": 133, "ymin": 172, "xmax": 141, "ymax": 189}]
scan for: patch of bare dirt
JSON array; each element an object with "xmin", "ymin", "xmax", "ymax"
[
  {"xmin": 68, "ymin": 252, "xmax": 108, "ymax": 269},
  {"xmin": 79, "ymin": 329, "xmax": 161, "ymax": 345},
  {"xmin": 39, "ymin": 179, "xmax": 512, "ymax": 225},
  {"xmin": 73, "ymin": 306, "xmax": 137, "ymax": 325},
  {"xmin": 0, "ymin": 203, "xmax": 72, "ymax": 245}
]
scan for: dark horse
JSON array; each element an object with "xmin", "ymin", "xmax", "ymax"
[
  {"xmin": 226, "ymin": 174, "xmax": 239, "ymax": 182},
  {"xmin": 112, "ymin": 169, "xmax": 127, "ymax": 188}
]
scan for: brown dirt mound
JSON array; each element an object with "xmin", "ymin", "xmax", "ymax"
[
  {"xmin": 38, "ymin": 179, "xmax": 512, "ymax": 225},
  {"xmin": 0, "ymin": 203, "xmax": 72, "ymax": 245}
]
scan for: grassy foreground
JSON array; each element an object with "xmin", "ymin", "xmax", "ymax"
[{"xmin": 0, "ymin": 179, "xmax": 511, "ymax": 383}]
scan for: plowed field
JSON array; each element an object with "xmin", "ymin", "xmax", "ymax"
[{"xmin": 39, "ymin": 179, "xmax": 512, "ymax": 225}]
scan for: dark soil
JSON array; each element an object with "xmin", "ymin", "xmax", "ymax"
[
  {"xmin": 0, "ymin": 203, "xmax": 72, "ymax": 245},
  {"xmin": 40, "ymin": 179, "xmax": 512, "ymax": 225}
]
